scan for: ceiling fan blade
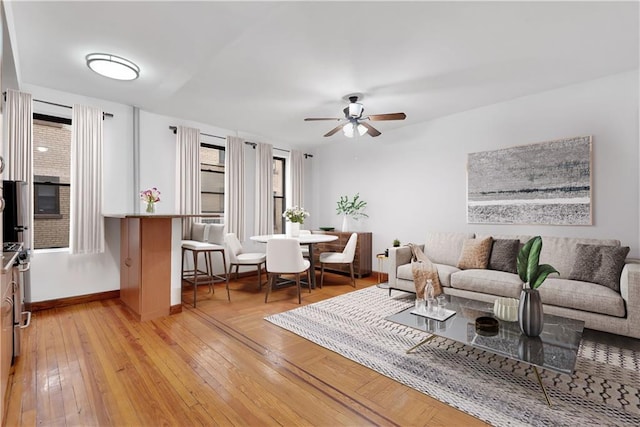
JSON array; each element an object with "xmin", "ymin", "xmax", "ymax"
[
  {"xmin": 304, "ymin": 117, "xmax": 341, "ymax": 121},
  {"xmin": 366, "ymin": 112, "xmax": 406, "ymax": 121},
  {"xmin": 360, "ymin": 122, "xmax": 381, "ymax": 137},
  {"xmin": 324, "ymin": 124, "xmax": 345, "ymax": 137}
]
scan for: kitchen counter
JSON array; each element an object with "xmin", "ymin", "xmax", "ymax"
[{"xmin": 1, "ymin": 243, "xmax": 23, "ymax": 273}]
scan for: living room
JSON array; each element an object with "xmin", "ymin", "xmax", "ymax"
[{"xmin": 0, "ymin": 1, "xmax": 638, "ymax": 425}]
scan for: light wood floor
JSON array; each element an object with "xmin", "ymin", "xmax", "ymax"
[{"xmin": 4, "ymin": 272, "xmax": 487, "ymax": 426}]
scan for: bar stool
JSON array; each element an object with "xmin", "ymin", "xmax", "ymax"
[{"xmin": 181, "ymin": 223, "xmax": 229, "ymax": 307}]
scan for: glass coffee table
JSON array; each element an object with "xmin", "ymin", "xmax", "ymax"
[{"xmin": 386, "ymin": 294, "xmax": 585, "ymax": 406}]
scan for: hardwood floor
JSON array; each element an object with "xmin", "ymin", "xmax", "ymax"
[{"xmin": 4, "ymin": 273, "xmax": 487, "ymax": 426}]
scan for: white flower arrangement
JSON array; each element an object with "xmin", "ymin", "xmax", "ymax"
[{"xmin": 282, "ymin": 206, "xmax": 310, "ymax": 224}]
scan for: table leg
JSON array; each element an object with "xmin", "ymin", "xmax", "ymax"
[
  {"xmin": 406, "ymin": 334, "xmax": 436, "ymax": 354},
  {"xmin": 307, "ymin": 243, "xmax": 316, "ymax": 289},
  {"xmin": 533, "ymin": 366, "xmax": 552, "ymax": 406}
]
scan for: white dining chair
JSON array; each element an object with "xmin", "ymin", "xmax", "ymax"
[
  {"xmin": 299, "ymin": 229, "xmax": 311, "ymax": 258},
  {"xmin": 181, "ymin": 223, "xmax": 229, "ymax": 307},
  {"xmin": 319, "ymin": 232, "xmax": 358, "ymax": 288},
  {"xmin": 265, "ymin": 238, "xmax": 311, "ymax": 304},
  {"xmin": 224, "ymin": 233, "xmax": 266, "ymax": 289}
]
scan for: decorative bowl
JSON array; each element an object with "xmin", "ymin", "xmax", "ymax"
[
  {"xmin": 493, "ymin": 297, "xmax": 519, "ymax": 322},
  {"xmin": 319, "ymin": 227, "xmax": 335, "ymax": 231}
]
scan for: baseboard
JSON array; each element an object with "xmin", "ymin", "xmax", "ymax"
[{"xmin": 27, "ymin": 290, "xmax": 120, "ymax": 312}]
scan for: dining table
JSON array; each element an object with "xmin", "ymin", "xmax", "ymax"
[{"xmin": 250, "ymin": 233, "xmax": 339, "ymax": 289}]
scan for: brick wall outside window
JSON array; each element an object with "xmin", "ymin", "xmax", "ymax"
[{"xmin": 33, "ymin": 122, "xmax": 70, "ymax": 249}]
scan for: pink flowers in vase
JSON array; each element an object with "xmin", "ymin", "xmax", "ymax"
[{"xmin": 140, "ymin": 187, "xmax": 161, "ymax": 213}]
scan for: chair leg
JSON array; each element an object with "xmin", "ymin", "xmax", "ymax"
[
  {"xmin": 256, "ymin": 263, "xmax": 262, "ymax": 290},
  {"xmin": 307, "ymin": 269, "xmax": 311, "ymax": 293},
  {"xmin": 181, "ymin": 248, "xmax": 186, "ymax": 285},
  {"xmin": 296, "ymin": 273, "xmax": 301, "ymax": 304},
  {"xmin": 192, "ymin": 250, "xmax": 198, "ymax": 308},
  {"xmin": 220, "ymin": 250, "xmax": 230, "ymax": 302},
  {"xmin": 206, "ymin": 252, "xmax": 214, "ymax": 294},
  {"xmin": 235, "ymin": 265, "xmax": 240, "ymax": 280},
  {"xmin": 265, "ymin": 273, "xmax": 273, "ymax": 303},
  {"xmin": 320, "ymin": 263, "xmax": 325, "ymax": 288},
  {"xmin": 350, "ymin": 262, "xmax": 356, "ymax": 288}
]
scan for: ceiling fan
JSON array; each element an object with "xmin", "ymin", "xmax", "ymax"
[{"xmin": 304, "ymin": 95, "xmax": 406, "ymax": 138}]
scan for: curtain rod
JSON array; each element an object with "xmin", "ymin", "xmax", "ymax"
[
  {"xmin": 2, "ymin": 92, "xmax": 114, "ymax": 118},
  {"xmin": 168, "ymin": 126, "xmax": 313, "ymax": 158}
]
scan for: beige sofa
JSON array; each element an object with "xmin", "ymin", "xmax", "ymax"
[{"xmin": 387, "ymin": 232, "xmax": 640, "ymax": 339}]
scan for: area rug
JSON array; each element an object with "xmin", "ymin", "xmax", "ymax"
[{"xmin": 265, "ymin": 286, "xmax": 640, "ymax": 427}]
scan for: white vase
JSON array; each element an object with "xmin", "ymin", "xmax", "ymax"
[
  {"xmin": 341, "ymin": 215, "xmax": 349, "ymax": 232},
  {"xmin": 288, "ymin": 222, "xmax": 300, "ymax": 237}
]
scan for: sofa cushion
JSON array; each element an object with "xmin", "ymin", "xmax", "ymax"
[
  {"xmin": 488, "ymin": 239, "xmax": 520, "ymax": 274},
  {"xmin": 425, "ymin": 232, "xmax": 475, "ymax": 266},
  {"xmin": 568, "ymin": 244, "xmax": 630, "ymax": 292},
  {"xmin": 397, "ymin": 262, "xmax": 460, "ymax": 287},
  {"xmin": 457, "ymin": 237, "xmax": 493, "ymax": 270},
  {"xmin": 539, "ymin": 278, "xmax": 626, "ymax": 317},
  {"xmin": 450, "ymin": 269, "xmax": 523, "ymax": 299},
  {"xmin": 537, "ymin": 236, "xmax": 620, "ymax": 279}
]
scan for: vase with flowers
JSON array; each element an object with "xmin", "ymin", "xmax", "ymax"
[
  {"xmin": 336, "ymin": 193, "xmax": 368, "ymax": 232},
  {"xmin": 282, "ymin": 206, "xmax": 309, "ymax": 237},
  {"xmin": 140, "ymin": 187, "xmax": 161, "ymax": 213}
]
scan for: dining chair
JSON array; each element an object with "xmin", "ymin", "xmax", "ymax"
[
  {"xmin": 224, "ymin": 232, "xmax": 266, "ymax": 289},
  {"xmin": 319, "ymin": 232, "xmax": 358, "ymax": 288},
  {"xmin": 181, "ymin": 223, "xmax": 230, "ymax": 307},
  {"xmin": 265, "ymin": 238, "xmax": 311, "ymax": 304},
  {"xmin": 299, "ymin": 229, "xmax": 311, "ymax": 258}
]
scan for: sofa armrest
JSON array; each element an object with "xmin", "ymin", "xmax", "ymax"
[
  {"xmin": 620, "ymin": 261, "xmax": 640, "ymax": 336},
  {"xmin": 387, "ymin": 245, "xmax": 422, "ymax": 286}
]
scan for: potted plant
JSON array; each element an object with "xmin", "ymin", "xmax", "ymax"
[
  {"xmin": 336, "ymin": 193, "xmax": 368, "ymax": 231},
  {"xmin": 393, "ymin": 239, "xmax": 400, "ymax": 247},
  {"xmin": 516, "ymin": 236, "xmax": 559, "ymax": 336}
]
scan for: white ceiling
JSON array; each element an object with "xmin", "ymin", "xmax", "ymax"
[{"xmin": 5, "ymin": 1, "xmax": 639, "ymax": 147}]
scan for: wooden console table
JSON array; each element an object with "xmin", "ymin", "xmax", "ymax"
[{"xmin": 312, "ymin": 231, "xmax": 372, "ymax": 278}]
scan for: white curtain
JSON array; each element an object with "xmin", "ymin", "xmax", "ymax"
[
  {"xmin": 70, "ymin": 104, "xmax": 104, "ymax": 254},
  {"xmin": 254, "ymin": 142, "xmax": 273, "ymax": 235},
  {"xmin": 5, "ymin": 89, "xmax": 33, "ymax": 251},
  {"xmin": 224, "ymin": 136, "xmax": 245, "ymax": 241},
  {"xmin": 290, "ymin": 149, "xmax": 304, "ymax": 208},
  {"xmin": 175, "ymin": 126, "xmax": 201, "ymax": 239}
]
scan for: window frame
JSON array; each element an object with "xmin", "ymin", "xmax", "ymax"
[
  {"xmin": 34, "ymin": 175, "xmax": 64, "ymax": 219},
  {"xmin": 273, "ymin": 156, "xmax": 286, "ymax": 233},
  {"xmin": 200, "ymin": 142, "xmax": 225, "ymax": 221}
]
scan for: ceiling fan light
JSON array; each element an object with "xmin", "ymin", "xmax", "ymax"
[
  {"xmin": 348, "ymin": 102, "xmax": 364, "ymax": 118},
  {"xmin": 86, "ymin": 53, "xmax": 140, "ymax": 80},
  {"xmin": 357, "ymin": 124, "xmax": 368, "ymax": 136},
  {"xmin": 342, "ymin": 122, "xmax": 355, "ymax": 138}
]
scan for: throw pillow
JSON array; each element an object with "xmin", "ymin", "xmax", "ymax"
[
  {"xmin": 488, "ymin": 239, "xmax": 520, "ymax": 274},
  {"xmin": 568, "ymin": 244, "xmax": 630, "ymax": 292},
  {"xmin": 457, "ymin": 237, "xmax": 493, "ymax": 270}
]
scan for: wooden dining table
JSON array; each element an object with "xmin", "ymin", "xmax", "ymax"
[{"xmin": 249, "ymin": 233, "xmax": 338, "ymax": 289}]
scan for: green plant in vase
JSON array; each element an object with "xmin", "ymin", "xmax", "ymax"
[
  {"xmin": 516, "ymin": 236, "xmax": 559, "ymax": 336},
  {"xmin": 336, "ymin": 193, "xmax": 368, "ymax": 231}
]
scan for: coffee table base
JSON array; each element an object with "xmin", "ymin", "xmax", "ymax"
[{"xmin": 405, "ymin": 335, "xmax": 552, "ymax": 407}]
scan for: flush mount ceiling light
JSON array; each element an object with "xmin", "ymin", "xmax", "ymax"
[{"xmin": 86, "ymin": 53, "xmax": 139, "ymax": 80}]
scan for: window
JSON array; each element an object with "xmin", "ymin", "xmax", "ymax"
[
  {"xmin": 200, "ymin": 143, "xmax": 225, "ymax": 224},
  {"xmin": 273, "ymin": 157, "xmax": 286, "ymax": 233},
  {"xmin": 33, "ymin": 114, "xmax": 71, "ymax": 249},
  {"xmin": 34, "ymin": 176, "xmax": 61, "ymax": 216}
]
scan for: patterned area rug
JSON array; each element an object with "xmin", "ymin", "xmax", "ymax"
[{"xmin": 265, "ymin": 286, "xmax": 640, "ymax": 427}]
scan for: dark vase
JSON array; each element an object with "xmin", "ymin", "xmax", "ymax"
[{"xmin": 518, "ymin": 287, "xmax": 544, "ymax": 337}]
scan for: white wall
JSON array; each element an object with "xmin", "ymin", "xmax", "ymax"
[{"xmin": 307, "ymin": 71, "xmax": 640, "ymax": 260}]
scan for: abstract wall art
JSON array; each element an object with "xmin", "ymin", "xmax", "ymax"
[{"xmin": 467, "ymin": 136, "xmax": 592, "ymax": 225}]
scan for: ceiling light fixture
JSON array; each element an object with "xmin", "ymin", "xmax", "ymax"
[
  {"xmin": 342, "ymin": 122, "xmax": 368, "ymax": 138},
  {"xmin": 86, "ymin": 53, "xmax": 140, "ymax": 80}
]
